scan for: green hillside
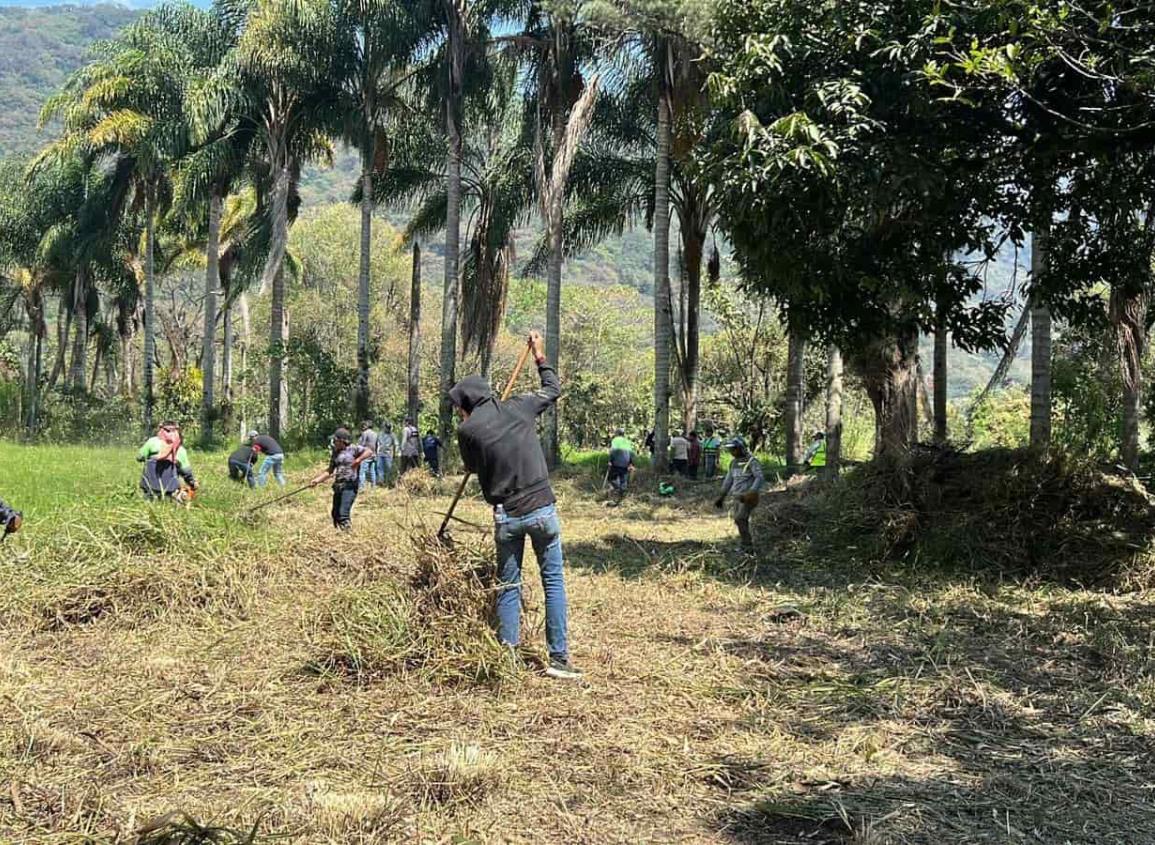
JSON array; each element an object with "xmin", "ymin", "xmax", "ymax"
[{"xmin": 0, "ymin": 4, "xmax": 140, "ymax": 157}]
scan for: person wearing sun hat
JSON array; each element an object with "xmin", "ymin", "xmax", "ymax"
[
  {"xmin": 309, "ymin": 426, "xmax": 374, "ymax": 530},
  {"xmin": 714, "ymin": 435, "xmax": 764, "ymax": 551}
]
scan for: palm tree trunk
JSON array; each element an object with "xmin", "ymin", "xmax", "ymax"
[
  {"xmin": 356, "ymin": 148, "xmax": 373, "ymax": 421},
  {"xmin": 408, "ymin": 241, "xmax": 422, "ymax": 424},
  {"xmin": 824, "ymin": 345, "xmax": 843, "ymax": 479},
  {"xmin": 439, "ymin": 19, "xmax": 464, "ymax": 448},
  {"xmin": 652, "ymin": 65, "xmax": 674, "ymax": 473},
  {"xmin": 48, "ymin": 295, "xmax": 70, "ymax": 391},
  {"xmin": 544, "ymin": 183, "xmax": 564, "ymax": 468},
  {"xmin": 785, "ymin": 328, "xmax": 806, "ymax": 476},
  {"xmin": 682, "ymin": 223, "xmax": 704, "ymax": 434},
  {"xmin": 143, "ymin": 187, "xmax": 157, "ymax": 432},
  {"xmin": 1030, "ymin": 229, "xmax": 1052, "ymax": 451},
  {"xmin": 239, "ymin": 290, "xmax": 251, "ymax": 435},
  {"xmin": 933, "ymin": 296, "xmax": 948, "ymax": 443},
  {"xmin": 89, "ymin": 341, "xmax": 103, "ymax": 393},
  {"xmin": 201, "ymin": 189, "xmax": 223, "ymax": 444},
  {"xmin": 25, "ymin": 296, "xmax": 44, "ymax": 433},
  {"xmin": 263, "ymin": 162, "xmax": 291, "ymax": 440},
  {"xmin": 69, "ymin": 267, "xmax": 88, "ymax": 392},
  {"xmin": 221, "ymin": 295, "xmax": 233, "ymax": 405}
]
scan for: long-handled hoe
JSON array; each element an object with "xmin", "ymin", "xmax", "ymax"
[
  {"xmin": 245, "ymin": 484, "xmax": 314, "ymax": 515},
  {"xmin": 437, "ymin": 339, "xmax": 534, "ymax": 545}
]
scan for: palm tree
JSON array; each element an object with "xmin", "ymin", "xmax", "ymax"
[
  {"xmin": 516, "ymin": 0, "xmax": 601, "ymax": 466},
  {"xmin": 551, "ymin": 14, "xmax": 713, "ymax": 446},
  {"xmin": 340, "ymin": 0, "xmax": 432, "ymax": 421},
  {"xmin": 195, "ymin": 0, "xmax": 353, "ymax": 439},
  {"xmin": 370, "ymin": 86, "xmax": 535, "ymax": 374},
  {"xmin": 38, "ymin": 4, "xmax": 221, "ymax": 428}
]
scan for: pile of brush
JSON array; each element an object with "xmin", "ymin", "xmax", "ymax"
[
  {"xmin": 761, "ymin": 447, "xmax": 1155, "ymax": 589},
  {"xmin": 309, "ymin": 529, "xmax": 517, "ymax": 686}
]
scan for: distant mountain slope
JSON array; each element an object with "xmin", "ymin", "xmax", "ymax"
[{"xmin": 0, "ymin": 4, "xmax": 139, "ymax": 157}]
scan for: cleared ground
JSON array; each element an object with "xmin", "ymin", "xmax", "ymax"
[{"xmin": 1, "ymin": 443, "xmax": 1154, "ymax": 843}]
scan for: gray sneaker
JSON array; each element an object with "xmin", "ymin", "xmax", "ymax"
[{"xmin": 545, "ymin": 657, "xmax": 583, "ymax": 681}]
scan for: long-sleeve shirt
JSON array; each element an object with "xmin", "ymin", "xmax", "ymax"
[
  {"xmin": 720, "ymin": 455, "xmax": 765, "ymax": 500},
  {"xmin": 376, "ymin": 431, "xmax": 397, "ymax": 458},
  {"xmin": 137, "ymin": 436, "xmax": 196, "ymax": 494},
  {"xmin": 452, "ymin": 363, "xmax": 561, "ymax": 517}
]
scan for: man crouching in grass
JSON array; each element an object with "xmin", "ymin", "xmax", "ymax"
[{"xmin": 448, "ymin": 330, "xmax": 581, "ymax": 681}]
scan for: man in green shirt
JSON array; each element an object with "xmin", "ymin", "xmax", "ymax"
[
  {"xmin": 803, "ymin": 431, "xmax": 827, "ymax": 470},
  {"xmin": 137, "ymin": 421, "xmax": 198, "ymax": 502},
  {"xmin": 608, "ymin": 428, "xmax": 636, "ymax": 501}
]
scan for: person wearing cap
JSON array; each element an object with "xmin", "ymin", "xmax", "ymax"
[
  {"xmin": 803, "ymin": 430, "xmax": 827, "ymax": 470},
  {"xmin": 448, "ymin": 330, "xmax": 581, "ymax": 681},
  {"xmin": 309, "ymin": 427, "xmax": 374, "ymax": 529},
  {"xmin": 607, "ymin": 428, "xmax": 635, "ymax": 502},
  {"xmin": 137, "ymin": 421, "xmax": 198, "ymax": 501},
  {"xmin": 250, "ymin": 429, "xmax": 286, "ymax": 488},
  {"xmin": 228, "ymin": 437, "xmax": 258, "ymax": 487},
  {"xmin": 714, "ymin": 436, "xmax": 765, "ymax": 551},
  {"xmin": 0, "ymin": 497, "xmax": 23, "ymax": 543}
]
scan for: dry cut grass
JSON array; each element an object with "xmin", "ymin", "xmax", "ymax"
[{"xmin": 2, "ymin": 458, "xmax": 1155, "ymax": 843}]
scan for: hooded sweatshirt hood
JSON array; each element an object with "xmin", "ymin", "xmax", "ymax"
[{"xmin": 449, "ymin": 376, "xmax": 494, "ymax": 414}]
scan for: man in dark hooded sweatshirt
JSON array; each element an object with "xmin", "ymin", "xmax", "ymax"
[{"xmin": 448, "ymin": 330, "xmax": 581, "ymax": 681}]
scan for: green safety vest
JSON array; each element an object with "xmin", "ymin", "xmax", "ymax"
[{"xmin": 811, "ymin": 441, "xmax": 826, "ymax": 468}]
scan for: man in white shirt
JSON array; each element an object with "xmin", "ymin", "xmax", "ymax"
[{"xmin": 669, "ymin": 431, "xmax": 690, "ymax": 476}]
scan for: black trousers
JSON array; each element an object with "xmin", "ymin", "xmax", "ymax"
[
  {"xmin": 228, "ymin": 460, "xmax": 254, "ymax": 486},
  {"xmin": 400, "ymin": 455, "xmax": 420, "ymax": 475},
  {"xmin": 331, "ymin": 483, "xmax": 358, "ymax": 529},
  {"xmin": 608, "ymin": 466, "xmax": 630, "ymax": 493}
]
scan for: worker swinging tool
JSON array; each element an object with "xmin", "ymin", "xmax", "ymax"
[
  {"xmin": 445, "ymin": 331, "xmax": 582, "ymax": 681},
  {"xmin": 437, "ymin": 337, "xmax": 534, "ymax": 543}
]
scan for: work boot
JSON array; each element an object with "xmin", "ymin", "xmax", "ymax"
[{"xmin": 545, "ymin": 656, "xmax": 583, "ymax": 681}]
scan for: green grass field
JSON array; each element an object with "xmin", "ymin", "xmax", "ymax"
[{"xmin": 2, "ymin": 440, "xmax": 1155, "ymax": 844}]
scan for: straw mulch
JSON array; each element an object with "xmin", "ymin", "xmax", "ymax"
[{"xmin": 4, "ymin": 470, "xmax": 1155, "ymax": 843}]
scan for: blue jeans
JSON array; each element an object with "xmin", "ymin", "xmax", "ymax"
[
  {"xmin": 257, "ymin": 453, "xmax": 285, "ymax": 487},
  {"xmin": 494, "ymin": 504, "xmax": 569, "ymax": 660},
  {"xmin": 359, "ymin": 457, "xmax": 378, "ymax": 487},
  {"xmin": 376, "ymin": 455, "xmax": 393, "ymax": 486}
]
